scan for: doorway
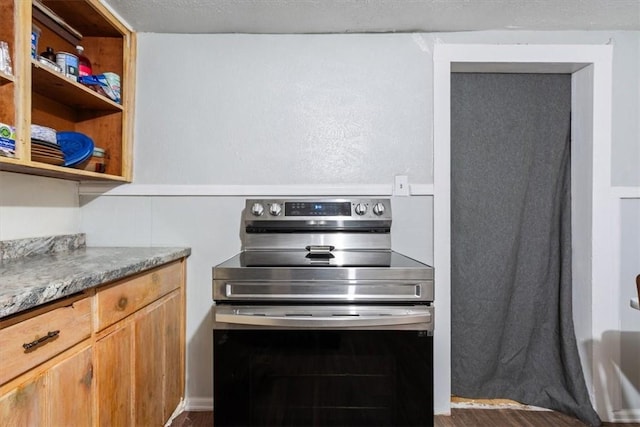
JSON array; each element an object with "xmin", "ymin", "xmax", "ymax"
[
  {"xmin": 449, "ymin": 71, "xmax": 599, "ymax": 425},
  {"xmin": 432, "ymin": 44, "xmax": 616, "ymax": 421}
]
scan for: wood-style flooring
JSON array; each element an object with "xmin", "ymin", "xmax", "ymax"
[{"xmin": 169, "ymin": 410, "xmax": 640, "ymax": 427}]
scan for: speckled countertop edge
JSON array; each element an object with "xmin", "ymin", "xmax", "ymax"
[
  {"xmin": 0, "ymin": 245, "xmax": 191, "ymax": 319},
  {"xmin": 0, "ymin": 233, "xmax": 86, "ymax": 261}
]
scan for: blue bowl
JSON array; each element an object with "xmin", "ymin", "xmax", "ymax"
[{"xmin": 56, "ymin": 131, "xmax": 95, "ymax": 167}]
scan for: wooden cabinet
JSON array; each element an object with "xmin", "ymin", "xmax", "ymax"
[
  {"xmin": 0, "ymin": 295, "xmax": 94, "ymax": 427},
  {"xmin": 0, "ymin": 0, "xmax": 135, "ymax": 182},
  {"xmin": 95, "ymin": 260, "xmax": 186, "ymax": 426},
  {"xmin": 0, "ymin": 344, "xmax": 94, "ymax": 427},
  {"xmin": 0, "ymin": 259, "xmax": 186, "ymax": 427}
]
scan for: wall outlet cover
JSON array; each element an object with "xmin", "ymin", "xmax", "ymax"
[{"xmin": 394, "ymin": 175, "xmax": 409, "ymax": 196}]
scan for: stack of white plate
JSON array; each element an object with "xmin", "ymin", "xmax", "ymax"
[{"xmin": 31, "ymin": 124, "xmax": 57, "ymax": 144}]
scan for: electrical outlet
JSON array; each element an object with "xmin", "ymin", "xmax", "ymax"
[{"xmin": 394, "ymin": 175, "xmax": 409, "ymax": 196}]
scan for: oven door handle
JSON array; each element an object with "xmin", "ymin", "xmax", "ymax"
[{"xmin": 214, "ymin": 306, "xmax": 433, "ymax": 329}]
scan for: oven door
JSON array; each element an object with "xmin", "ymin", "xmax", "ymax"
[{"xmin": 213, "ymin": 304, "xmax": 434, "ymax": 427}]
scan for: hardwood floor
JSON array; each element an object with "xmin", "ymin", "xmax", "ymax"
[{"xmin": 169, "ymin": 410, "xmax": 640, "ymax": 426}]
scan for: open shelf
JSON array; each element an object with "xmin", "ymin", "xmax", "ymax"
[
  {"xmin": 0, "ymin": 157, "xmax": 129, "ymax": 182},
  {"xmin": 31, "ymin": 59, "xmax": 122, "ymax": 112},
  {"xmin": 0, "ymin": 0, "xmax": 134, "ymax": 183}
]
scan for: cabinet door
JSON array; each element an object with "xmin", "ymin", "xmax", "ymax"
[
  {"xmin": 134, "ymin": 289, "xmax": 183, "ymax": 426},
  {"xmin": 96, "ymin": 325, "xmax": 132, "ymax": 427},
  {"xmin": 163, "ymin": 291, "xmax": 182, "ymax": 420},
  {"xmin": 0, "ymin": 375, "xmax": 44, "ymax": 426},
  {"xmin": 134, "ymin": 299, "xmax": 165, "ymax": 427},
  {"xmin": 0, "ymin": 345, "xmax": 92, "ymax": 427},
  {"xmin": 47, "ymin": 346, "xmax": 93, "ymax": 426}
]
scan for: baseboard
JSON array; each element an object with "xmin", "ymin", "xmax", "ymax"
[
  {"xmin": 610, "ymin": 409, "xmax": 640, "ymax": 423},
  {"xmin": 184, "ymin": 397, "xmax": 214, "ymax": 411}
]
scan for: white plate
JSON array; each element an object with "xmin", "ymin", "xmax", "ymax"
[{"xmin": 31, "ymin": 124, "xmax": 57, "ymax": 144}]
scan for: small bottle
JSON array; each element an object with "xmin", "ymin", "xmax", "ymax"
[
  {"xmin": 40, "ymin": 47, "xmax": 55, "ymax": 61},
  {"xmin": 76, "ymin": 45, "xmax": 92, "ymax": 77}
]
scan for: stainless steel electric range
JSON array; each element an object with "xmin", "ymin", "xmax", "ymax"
[{"xmin": 212, "ymin": 198, "xmax": 434, "ymax": 427}]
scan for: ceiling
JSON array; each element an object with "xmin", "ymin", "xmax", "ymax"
[{"xmin": 101, "ymin": 0, "xmax": 640, "ymax": 34}]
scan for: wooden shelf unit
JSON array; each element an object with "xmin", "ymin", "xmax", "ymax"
[
  {"xmin": 0, "ymin": 0, "xmax": 135, "ymax": 182},
  {"xmin": 0, "ymin": 0, "xmax": 16, "ymax": 139}
]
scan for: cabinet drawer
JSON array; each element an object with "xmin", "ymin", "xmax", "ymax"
[
  {"xmin": 0, "ymin": 297, "xmax": 91, "ymax": 385},
  {"xmin": 96, "ymin": 261, "xmax": 183, "ymax": 331}
]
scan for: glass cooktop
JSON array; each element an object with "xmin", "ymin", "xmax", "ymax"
[{"xmin": 214, "ymin": 250, "xmax": 432, "ymax": 274}]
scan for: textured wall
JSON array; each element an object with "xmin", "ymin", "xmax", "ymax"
[{"xmin": 133, "ymin": 33, "xmax": 433, "ymax": 185}]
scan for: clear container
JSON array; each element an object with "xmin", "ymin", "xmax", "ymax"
[{"xmin": 76, "ymin": 45, "xmax": 92, "ymax": 77}]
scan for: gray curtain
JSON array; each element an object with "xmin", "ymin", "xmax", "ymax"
[{"xmin": 450, "ymin": 73, "xmax": 600, "ymax": 426}]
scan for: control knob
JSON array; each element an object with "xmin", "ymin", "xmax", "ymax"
[
  {"xmin": 372, "ymin": 202, "xmax": 385, "ymax": 216},
  {"xmin": 269, "ymin": 203, "xmax": 282, "ymax": 216},
  {"xmin": 251, "ymin": 202, "xmax": 264, "ymax": 216},
  {"xmin": 354, "ymin": 203, "xmax": 367, "ymax": 216}
]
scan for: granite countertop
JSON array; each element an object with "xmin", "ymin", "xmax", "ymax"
[{"xmin": 0, "ymin": 234, "xmax": 190, "ymax": 319}]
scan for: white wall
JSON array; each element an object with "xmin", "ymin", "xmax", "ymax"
[
  {"xmin": 618, "ymin": 199, "xmax": 640, "ymax": 417},
  {"xmin": 0, "ymin": 171, "xmax": 80, "ymax": 240},
  {"xmin": 134, "ymin": 34, "xmax": 432, "ymax": 185},
  {"xmin": 132, "ymin": 31, "xmax": 640, "ymax": 188}
]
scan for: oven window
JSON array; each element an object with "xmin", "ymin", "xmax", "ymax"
[{"xmin": 214, "ymin": 330, "xmax": 433, "ymax": 427}]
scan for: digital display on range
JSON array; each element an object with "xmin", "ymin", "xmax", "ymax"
[{"xmin": 285, "ymin": 202, "xmax": 352, "ymax": 216}]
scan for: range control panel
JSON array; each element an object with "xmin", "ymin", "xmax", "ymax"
[
  {"xmin": 244, "ymin": 199, "xmax": 391, "ymax": 220},
  {"xmin": 242, "ymin": 198, "xmax": 392, "ymax": 249}
]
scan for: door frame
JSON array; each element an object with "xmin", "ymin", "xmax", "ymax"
[{"xmin": 432, "ymin": 44, "xmax": 619, "ymax": 420}]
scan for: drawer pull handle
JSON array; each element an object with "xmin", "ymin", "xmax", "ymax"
[{"xmin": 23, "ymin": 330, "xmax": 60, "ymax": 351}]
